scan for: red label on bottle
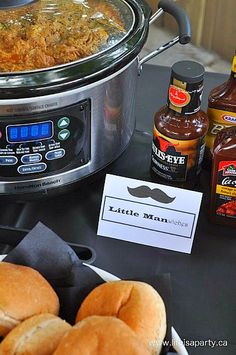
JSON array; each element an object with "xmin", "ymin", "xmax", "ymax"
[
  {"xmin": 218, "ymin": 161, "xmax": 236, "ymax": 175},
  {"xmin": 168, "ymin": 85, "xmax": 191, "ymax": 107}
]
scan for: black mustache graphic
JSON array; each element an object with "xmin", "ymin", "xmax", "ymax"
[{"xmin": 127, "ymin": 186, "xmax": 176, "ymax": 204}]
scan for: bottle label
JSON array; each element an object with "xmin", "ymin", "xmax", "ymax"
[
  {"xmin": 205, "ymin": 108, "xmax": 236, "ymax": 159},
  {"xmin": 151, "ymin": 126, "xmax": 205, "ymax": 182},
  {"xmin": 214, "ymin": 160, "xmax": 236, "ymax": 218},
  {"xmin": 167, "ymin": 78, "xmax": 203, "ymax": 115}
]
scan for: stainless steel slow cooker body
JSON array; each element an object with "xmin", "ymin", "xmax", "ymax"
[{"xmin": 0, "ymin": 0, "xmax": 191, "ymax": 198}]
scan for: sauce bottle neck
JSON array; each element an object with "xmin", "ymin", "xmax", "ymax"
[
  {"xmin": 214, "ymin": 126, "xmax": 236, "ymax": 150},
  {"xmin": 167, "ymin": 77, "xmax": 203, "ymax": 115}
]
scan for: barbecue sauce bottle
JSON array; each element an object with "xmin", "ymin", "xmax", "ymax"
[
  {"xmin": 205, "ymin": 52, "xmax": 236, "ymax": 163},
  {"xmin": 151, "ymin": 61, "xmax": 209, "ymax": 189},
  {"xmin": 209, "ymin": 126, "xmax": 236, "ymax": 227}
]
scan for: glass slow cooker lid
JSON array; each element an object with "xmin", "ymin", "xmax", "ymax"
[{"xmin": 0, "ymin": 0, "xmax": 134, "ymax": 73}]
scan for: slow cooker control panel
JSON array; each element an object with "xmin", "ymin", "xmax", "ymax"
[{"xmin": 0, "ymin": 100, "xmax": 90, "ymax": 178}]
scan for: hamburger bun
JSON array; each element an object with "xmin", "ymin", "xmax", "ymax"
[
  {"xmin": 53, "ymin": 315, "xmax": 151, "ymax": 355},
  {"xmin": 76, "ymin": 280, "xmax": 166, "ymax": 354},
  {"xmin": 0, "ymin": 262, "xmax": 59, "ymax": 336},
  {"xmin": 0, "ymin": 314, "xmax": 71, "ymax": 355}
]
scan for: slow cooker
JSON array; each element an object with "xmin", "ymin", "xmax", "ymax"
[{"xmin": 0, "ymin": 0, "xmax": 191, "ymax": 198}]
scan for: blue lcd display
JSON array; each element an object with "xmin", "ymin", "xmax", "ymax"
[{"xmin": 7, "ymin": 121, "xmax": 53, "ymax": 143}]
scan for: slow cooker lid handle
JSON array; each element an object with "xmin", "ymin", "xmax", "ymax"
[{"xmin": 0, "ymin": 0, "xmax": 36, "ymax": 9}]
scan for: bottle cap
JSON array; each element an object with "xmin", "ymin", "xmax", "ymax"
[{"xmin": 171, "ymin": 60, "xmax": 205, "ymax": 84}]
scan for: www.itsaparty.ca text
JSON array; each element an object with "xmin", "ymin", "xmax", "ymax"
[{"xmin": 150, "ymin": 339, "xmax": 228, "ymax": 349}]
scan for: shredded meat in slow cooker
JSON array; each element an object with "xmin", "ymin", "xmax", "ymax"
[{"xmin": 0, "ymin": 0, "xmax": 125, "ymax": 72}]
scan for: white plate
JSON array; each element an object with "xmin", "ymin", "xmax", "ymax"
[{"xmin": 0, "ymin": 256, "xmax": 188, "ymax": 355}]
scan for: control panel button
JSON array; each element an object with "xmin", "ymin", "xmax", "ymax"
[
  {"xmin": 0, "ymin": 156, "xmax": 18, "ymax": 165},
  {"xmin": 45, "ymin": 149, "xmax": 65, "ymax": 161},
  {"xmin": 58, "ymin": 117, "xmax": 70, "ymax": 129},
  {"xmin": 18, "ymin": 163, "xmax": 47, "ymax": 175},
  {"xmin": 58, "ymin": 129, "xmax": 70, "ymax": 141},
  {"xmin": 21, "ymin": 153, "xmax": 42, "ymax": 164}
]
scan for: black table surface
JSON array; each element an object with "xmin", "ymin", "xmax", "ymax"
[{"xmin": 0, "ymin": 65, "xmax": 235, "ymax": 354}]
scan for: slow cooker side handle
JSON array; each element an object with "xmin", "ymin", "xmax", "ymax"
[{"xmin": 139, "ymin": 0, "xmax": 191, "ymax": 66}]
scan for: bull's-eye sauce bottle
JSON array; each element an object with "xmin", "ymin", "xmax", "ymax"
[{"xmin": 150, "ymin": 61, "xmax": 209, "ymax": 189}]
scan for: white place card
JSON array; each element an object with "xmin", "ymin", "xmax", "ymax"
[{"xmin": 97, "ymin": 174, "xmax": 203, "ymax": 254}]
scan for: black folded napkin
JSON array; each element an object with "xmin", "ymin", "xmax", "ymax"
[
  {"xmin": 2, "ymin": 222, "xmax": 176, "ymax": 353},
  {"xmin": 4, "ymin": 221, "xmax": 80, "ymax": 283},
  {"xmin": 4, "ymin": 222, "xmax": 105, "ymax": 323}
]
